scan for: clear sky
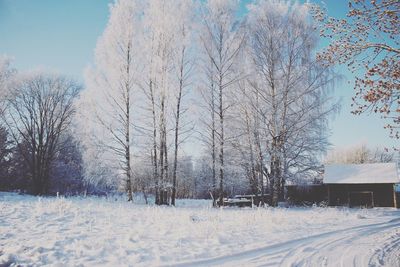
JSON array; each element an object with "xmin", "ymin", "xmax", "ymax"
[{"xmin": 0, "ymin": 0, "xmax": 397, "ymax": 151}]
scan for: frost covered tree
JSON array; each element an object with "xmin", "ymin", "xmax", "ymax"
[
  {"xmin": 0, "ymin": 56, "xmax": 14, "ymax": 95},
  {"xmin": 141, "ymin": 0, "xmax": 173, "ymax": 205},
  {"xmin": 245, "ymin": 0, "xmax": 337, "ymax": 205},
  {"xmin": 175, "ymin": 156, "xmax": 195, "ymax": 198},
  {"xmin": 325, "ymin": 144, "xmax": 395, "ymax": 164},
  {"xmin": 139, "ymin": 0, "xmax": 195, "ymax": 205},
  {"xmin": 0, "ymin": 56, "xmax": 15, "ymax": 118},
  {"xmin": 1, "ymin": 74, "xmax": 79, "ymax": 195},
  {"xmin": 0, "ymin": 126, "xmax": 12, "ymax": 190},
  {"xmin": 79, "ymin": 0, "xmax": 141, "ymax": 201},
  {"xmin": 199, "ymin": 0, "xmax": 245, "ymax": 205},
  {"xmin": 0, "ymin": 57, "xmax": 14, "ymax": 188},
  {"xmin": 170, "ymin": 1, "xmax": 195, "ymax": 206},
  {"xmin": 197, "ymin": 53, "xmax": 219, "ymax": 203},
  {"xmin": 230, "ymin": 80, "xmax": 267, "ymax": 198}
]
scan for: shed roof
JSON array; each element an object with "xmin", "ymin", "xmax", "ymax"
[{"xmin": 324, "ymin": 163, "xmax": 399, "ymax": 184}]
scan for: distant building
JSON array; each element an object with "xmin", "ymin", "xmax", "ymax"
[{"xmin": 324, "ymin": 163, "xmax": 399, "ymax": 208}]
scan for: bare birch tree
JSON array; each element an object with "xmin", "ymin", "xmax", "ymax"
[
  {"xmin": 200, "ymin": 0, "xmax": 245, "ymax": 205},
  {"xmin": 79, "ymin": 0, "xmax": 140, "ymax": 201},
  {"xmin": 140, "ymin": 0, "xmax": 194, "ymax": 205},
  {"xmin": 246, "ymin": 0, "xmax": 338, "ymax": 206},
  {"xmin": 171, "ymin": 1, "xmax": 195, "ymax": 206}
]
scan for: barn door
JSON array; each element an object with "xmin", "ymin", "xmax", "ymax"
[{"xmin": 349, "ymin": 191, "xmax": 374, "ymax": 208}]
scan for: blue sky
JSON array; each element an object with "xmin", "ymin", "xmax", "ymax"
[{"xmin": 0, "ymin": 0, "xmax": 397, "ymax": 150}]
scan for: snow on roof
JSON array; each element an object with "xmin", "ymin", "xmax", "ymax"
[{"xmin": 324, "ymin": 163, "xmax": 399, "ymax": 184}]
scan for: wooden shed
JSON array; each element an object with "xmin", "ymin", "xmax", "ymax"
[{"xmin": 324, "ymin": 163, "xmax": 399, "ymax": 208}]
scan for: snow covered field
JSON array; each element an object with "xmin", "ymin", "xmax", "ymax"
[{"xmin": 0, "ymin": 193, "xmax": 399, "ymax": 267}]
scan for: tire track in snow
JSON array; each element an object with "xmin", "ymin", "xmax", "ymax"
[
  {"xmin": 279, "ymin": 218, "xmax": 400, "ymax": 267},
  {"xmin": 169, "ymin": 218, "xmax": 400, "ymax": 267},
  {"xmin": 369, "ymin": 231, "xmax": 400, "ymax": 267}
]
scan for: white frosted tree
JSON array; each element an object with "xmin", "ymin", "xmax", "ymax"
[
  {"xmin": 199, "ymin": 0, "xmax": 245, "ymax": 205},
  {"xmin": 78, "ymin": 0, "xmax": 141, "ymax": 201},
  {"xmin": 325, "ymin": 144, "xmax": 395, "ymax": 164},
  {"xmin": 170, "ymin": 0, "xmax": 195, "ymax": 206},
  {"xmin": 245, "ymin": 0, "xmax": 338, "ymax": 205},
  {"xmin": 141, "ymin": 0, "xmax": 178, "ymax": 204},
  {"xmin": 0, "ymin": 56, "xmax": 15, "ymax": 107},
  {"xmin": 0, "ymin": 56, "xmax": 16, "ymax": 190},
  {"xmin": 230, "ymin": 79, "xmax": 267, "ymax": 198},
  {"xmin": 139, "ymin": 0, "xmax": 195, "ymax": 205}
]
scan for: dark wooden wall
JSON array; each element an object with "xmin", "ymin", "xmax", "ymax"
[
  {"xmin": 396, "ymin": 192, "xmax": 400, "ymax": 208},
  {"xmin": 327, "ymin": 184, "xmax": 396, "ymax": 207},
  {"xmin": 286, "ymin": 185, "xmax": 327, "ymax": 205}
]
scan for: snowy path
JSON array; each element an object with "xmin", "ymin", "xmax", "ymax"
[{"xmin": 173, "ymin": 217, "xmax": 400, "ymax": 267}]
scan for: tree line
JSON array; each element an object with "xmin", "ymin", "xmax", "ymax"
[{"xmin": 1, "ymin": 0, "xmax": 396, "ymax": 206}]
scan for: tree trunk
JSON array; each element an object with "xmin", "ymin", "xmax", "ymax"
[
  {"xmin": 149, "ymin": 80, "xmax": 160, "ymax": 205},
  {"xmin": 172, "ymin": 75, "xmax": 183, "ymax": 206},
  {"xmin": 125, "ymin": 42, "xmax": 133, "ymax": 202},
  {"xmin": 256, "ymin": 136, "xmax": 265, "ymax": 204},
  {"xmin": 158, "ymin": 93, "xmax": 167, "ymax": 205},
  {"xmin": 211, "ymin": 60, "xmax": 217, "ymax": 207},
  {"xmin": 245, "ymin": 110, "xmax": 258, "ymax": 196},
  {"xmin": 271, "ymin": 138, "xmax": 281, "ymax": 207},
  {"xmin": 159, "ymin": 119, "xmax": 164, "ymax": 203},
  {"xmin": 218, "ymin": 75, "xmax": 224, "ymax": 206},
  {"xmin": 163, "ymin": 126, "xmax": 168, "ymax": 204}
]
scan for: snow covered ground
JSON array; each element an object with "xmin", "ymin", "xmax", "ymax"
[{"xmin": 0, "ymin": 192, "xmax": 399, "ymax": 267}]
